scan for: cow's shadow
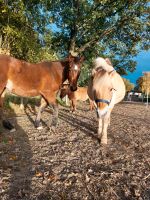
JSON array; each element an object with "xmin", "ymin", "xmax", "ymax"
[{"xmin": 0, "ymin": 106, "xmax": 33, "ymax": 200}]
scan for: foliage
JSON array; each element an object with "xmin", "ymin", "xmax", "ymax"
[
  {"xmin": 142, "ymin": 72, "xmax": 150, "ymax": 94},
  {"xmin": 0, "ymin": 0, "xmax": 56, "ymax": 61},
  {"xmin": 3, "ymin": 94, "xmax": 41, "ymax": 109},
  {"xmin": 136, "ymin": 72, "xmax": 150, "ymax": 94},
  {"xmin": 138, "ymin": 72, "xmax": 150, "ymax": 94},
  {"xmin": 0, "ymin": 0, "xmax": 149, "ymax": 75},
  {"xmin": 135, "ymin": 76, "xmax": 143, "ymax": 92},
  {"xmin": 47, "ymin": 0, "xmax": 149, "ymax": 74},
  {"xmin": 122, "ymin": 78, "xmax": 134, "ymax": 92},
  {"xmin": 78, "ymin": 61, "xmax": 92, "ymax": 86}
]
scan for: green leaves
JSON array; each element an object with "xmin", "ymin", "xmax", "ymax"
[
  {"xmin": 0, "ymin": 0, "xmax": 149, "ymax": 77},
  {"xmin": 135, "ymin": 73, "xmax": 150, "ymax": 93},
  {"xmin": 123, "ymin": 78, "xmax": 134, "ymax": 92},
  {"xmin": 48, "ymin": 0, "xmax": 149, "ymax": 76},
  {"xmin": 137, "ymin": 73, "xmax": 150, "ymax": 94},
  {"xmin": 0, "ymin": 0, "xmax": 56, "ymax": 61}
]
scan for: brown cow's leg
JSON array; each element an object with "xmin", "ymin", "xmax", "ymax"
[
  {"xmin": 70, "ymin": 100, "xmax": 73, "ymax": 112},
  {"xmin": 0, "ymin": 88, "xmax": 15, "ymax": 131},
  {"xmin": 35, "ymin": 98, "xmax": 47, "ymax": 129},
  {"xmin": 51, "ymin": 104, "xmax": 58, "ymax": 127},
  {"xmin": 0, "ymin": 90, "xmax": 5, "ymax": 122},
  {"xmin": 89, "ymin": 99, "xmax": 94, "ymax": 110},
  {"xmin": 42, "ymin": 93, "xmax": 58, "ymax": 131},
  {"xmin": 71, "ymin": 99, "xmax": 76, "ymax": 112}
]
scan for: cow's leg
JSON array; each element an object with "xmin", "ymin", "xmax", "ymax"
[
  {"xmin": 65, "ymin": 95, "xmax": 69, "ymax": 106},
  {"xmin": 51, "ymin": 103, "xmax": 58, "ymax": 127},
  {"xmin": 101, "ymin": 112, "xmax": 111, "ymax": 144},
  {"xmin": 89, "ymin": 99, "xmax": 94, "ymax": 110},
  {"xmin": 98, "ymin": 117, "xmax": 102, "ymax": 139},
  {"xmin": 0, "ymin": 88, "xmax": 5, "ymax": 122},
  {"xmin": 42, "ymin": 93, "xmax": 58, "ymax": 131},
  {"xmin": 20, "ymin": 97, "xmax": 28, "ymax": 110},
  {"xmin": 71, "ymin": 99, "xmax": 76, "ymax": 112},
  {"xmin": 20, "ymin": 97, "xmax": 24, "ymax": 110},
  {"xmin": 0, "ymin": 88, "xmax": 15, "ymax": 131},
  {"xmin": 35, "ymin": 97, "xmax": 47, "ymax": 129}
]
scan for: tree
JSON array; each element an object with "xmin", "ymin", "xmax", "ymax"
[
  {"xmin": 46, "ymin": 0, "xmax": 149, "ymax": 74},
  {"xmin": 135, "ymin": 72, "xmax": 150, "ymax": 106},
  {"xmin": 0, "ymin": 0, "xmax": 56, "ymax": 61},
  {"xmin": 135, "ymin": 76, "xmax": 143, "ymax": 92},
  {"xmin": 1, "ymin": 0, "xmax": 149, "ymax": 73},
  {"xmin": 136, "ymin": 73, "xmax": 150, "ymax": 94},
  {"xmin": 122, "ymin": 78, "xmax": 134, "ymax": 93},
  {"xmin": 142, "ymin": 72, "xmax": 150, "ymax": 94},
  {"xmin": 142, "ymin": 72, "xmax": 150, "ymax": 106}
]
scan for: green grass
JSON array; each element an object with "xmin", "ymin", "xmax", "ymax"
[
  {"xmin": 3, "ymin": 94, "xmax": 41, "ymax": 109},
  {"xmin": 3, "ymin": 94, "xmax": 68, "ymax": 110},
  {"xmin": 57, "ymin": 97, "xmax": 67, "ymax": 106}
]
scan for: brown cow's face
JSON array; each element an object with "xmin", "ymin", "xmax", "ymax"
[{"xmin": 68, "ymin": 54, "xmax": 84, "ymax": 92}]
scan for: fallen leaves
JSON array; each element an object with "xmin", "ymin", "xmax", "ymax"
[
  {"xmin": 9, "ymin": 155, "xmax": 17, "ymax": 161},
  {"xmin": 0, "ymin": 136, "xmax": 14, "ymax": 145},
  {"xmin": 35, "ymin": 171, "xmax": 43, "ymax": 177},
  {"xmin": 35, "ymin": 170, "xmax": 58, "ymax": 182},
  {"xmin": 0, "ymin": 103, "xmax": 150, "ymax": 200}
]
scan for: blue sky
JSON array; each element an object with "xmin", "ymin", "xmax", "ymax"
[{"xmin": 123, "ymin": 50, "xmax": 150, "ymax": 85}]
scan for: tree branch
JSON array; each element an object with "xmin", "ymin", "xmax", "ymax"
[
  {"xmin": 68, "ymin": 0, "xmax": 80, "ymax": 52},
  {"xmin": 78, "ymin": 0, "xmax": 131, "ymax": 43},
  {"xmin": 76, "ymin": 28, "xmax": 115, "ymax": 54},
  {"xmin": 78, "ymin": 0, "xmax": 116, "ymax": 33},
  {"xmin": 76, "ymin": 14, "xmax": 129, "ymax": 54}
]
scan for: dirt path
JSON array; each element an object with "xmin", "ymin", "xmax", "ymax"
[{"xmin": 0, "ymin": 103, "xmax": 150, "ymax": 200}]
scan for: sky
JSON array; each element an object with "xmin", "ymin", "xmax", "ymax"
[{"xmin": 123, "ymin": 50, "xmax": 150, "ymax": 85}]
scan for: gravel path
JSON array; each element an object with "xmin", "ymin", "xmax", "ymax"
[{"xmin": 0, "ymin": 102, "xmax": 150, "ymax": 200}]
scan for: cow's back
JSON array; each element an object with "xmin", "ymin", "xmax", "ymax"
[{"xmin": 75, "ymin": 87, "xmax": 89, "ymax": 101}]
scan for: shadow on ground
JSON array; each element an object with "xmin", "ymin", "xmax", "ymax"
[{"xmin": 0, "ymin": 107, "xmax": 33, "ymax": 200}]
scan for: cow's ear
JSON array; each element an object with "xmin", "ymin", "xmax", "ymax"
[
  {"xmin": 91, "ymin": 68, "xmax": 96, "ymax": 77},
  {"xmin": 109, "ymin": 69, "xmax": 116, "ymax": 76},
  {"xmin": 91, "ymin": 67, "xmax": 102, "ymax": 77},
  {"xmin": 105, "ymin": 58, "xmax": 112, "ymax": 66},
  {"xmin": 80, "ymin": 56, "xmax": 84, "ymax": 63},
  {"xmin": 68, "ymin": 53, "xmax": 74, "ymax": 62}
]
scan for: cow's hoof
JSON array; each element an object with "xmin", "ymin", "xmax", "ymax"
[
  {"xmin": 100, "ymin": 139, "xmax": 107, "ymax": 145},
  {"xmin": 36, "ymin": 126, "xmax": 43, "ymax": 130},
  {"xmin": 50, "ymin": 126, "xmax": 56, "ymax": 132},
  {"xmin": 10, "ymin": 128, "xmax": 16, "ymax": 132},
  {"xmin": 2, "ymin": 120, "xmax": 15, "ymax": 131}
]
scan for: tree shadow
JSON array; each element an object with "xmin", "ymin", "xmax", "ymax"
[
  {"xmin": 58, "ymin": 108, "xmax": 99, "ymax": 142},
  {"xmin": 58, "ymin": 106, "xmax": 96, "ymax": 122},
  {"xmin": 0, "ymin": 106, "xmax": 33, "ymax": 199},
  {"xmin": 24, "ymin": 105, "xmax": 54, "ymax": 130}
]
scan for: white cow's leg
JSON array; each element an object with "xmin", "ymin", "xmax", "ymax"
[
  {"xmin": 98, "ymin": 118, "xmax": 102, "ymax": 138},
  {"xmin": 65, "ymin": 95, "xmax": 69, "ymax": 106},
  {"xmin": 101, "ymin": 112, "xmax": 111, "ymax": 144},
  {"xmin": 20, "ymin": 97, "xmax": 24, "ymax": 110},
  {"xmin": 108, "ymin": 116, "xmax": 110, "ymax": 126}
]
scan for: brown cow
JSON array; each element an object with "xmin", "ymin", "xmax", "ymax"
[
  {"xmin": 0, "ymin": 54, "xmax": 84, "ymax": 130},
  {"xmin": 60, "ymin": 86, "xmax": 94, "ymax": 112}
]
